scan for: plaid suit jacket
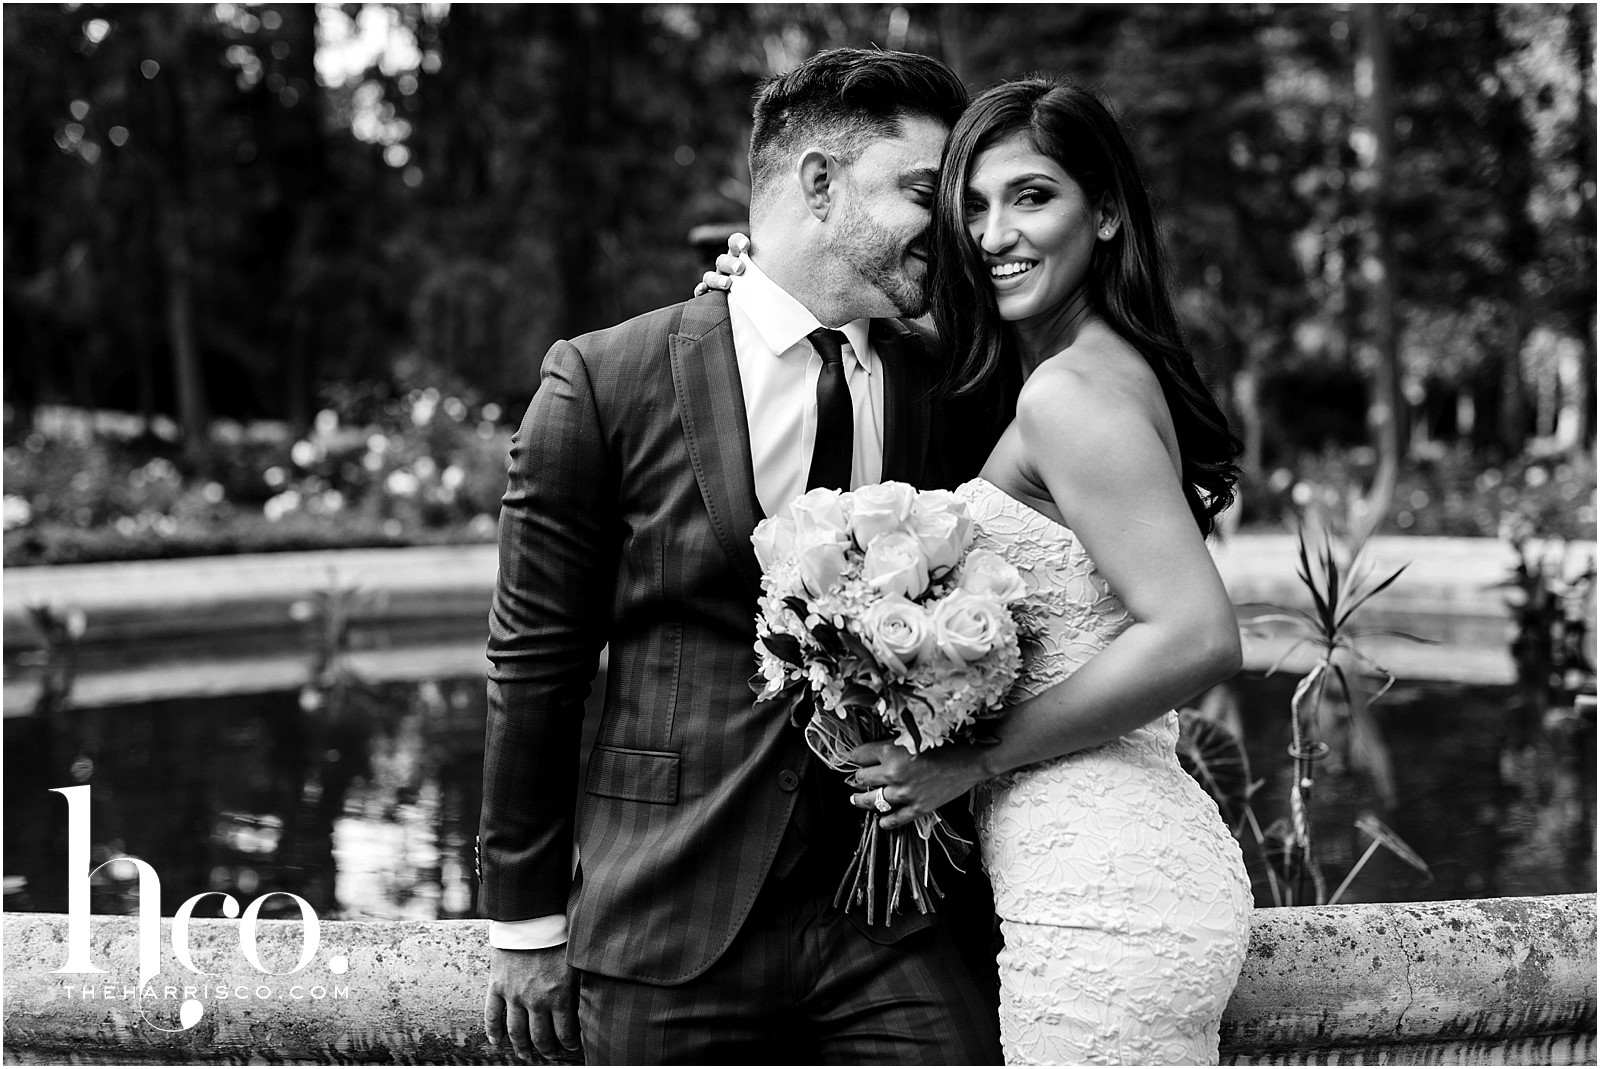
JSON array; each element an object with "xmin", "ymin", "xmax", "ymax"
[{"xmin": 481, "ymin": 291, "xmax": 965, "ymax": 985}]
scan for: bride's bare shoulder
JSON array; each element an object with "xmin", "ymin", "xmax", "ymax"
[{"xmin": 1015, "ymin": 329, "xmax": 1163, "ymax": 452}]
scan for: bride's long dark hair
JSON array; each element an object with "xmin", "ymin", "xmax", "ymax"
[{"xmin": 930, "ymin": 76, "xmax": 1241, "ymax": 536}]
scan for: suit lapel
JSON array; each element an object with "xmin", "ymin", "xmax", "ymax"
[
  {"xmin": 670, "ymin": 293, "xmax": 765, "ymax": 595},
  {"xmin": 872, "ymin": 319, "xmax": 932, "ymax": 486}
]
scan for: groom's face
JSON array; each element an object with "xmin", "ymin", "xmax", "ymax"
[{"xmin": 829, "ymin": 113, "xmax": 949, "ymax": 319}]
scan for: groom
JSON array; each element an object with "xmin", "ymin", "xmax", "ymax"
[{"xmin": 480, "ymin": 48, "xmax": 1000, "ymax": 1064}]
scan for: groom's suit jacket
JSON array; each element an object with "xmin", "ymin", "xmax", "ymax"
[{"xmin": 481, "ymin": 290, "xmax": 972, "ymax": 985}]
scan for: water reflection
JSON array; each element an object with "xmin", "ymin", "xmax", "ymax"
[
  {"xmin": 2, "ymin": 674, "xmax": 495, "ymax": 922},
  {"xmin": 1224, "ymin": 674, "xmax": 1595, "ymax": 903},
  {"xmin": 2, "ymin": 671, "xmax": 1592, "ymax": 917}
]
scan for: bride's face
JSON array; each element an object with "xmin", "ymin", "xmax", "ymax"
[{"xmin": 963, "ymin": 133, "xmax": 1115, "ymax": 324}]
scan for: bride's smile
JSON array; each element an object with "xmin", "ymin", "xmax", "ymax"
[
  {"xmin": 964, "ymin": 134, "xmax": 1119, "ymax": 329},
  {"xmin": 987, "ymin": 258, "xmax": 1035, "ymax": 282}
]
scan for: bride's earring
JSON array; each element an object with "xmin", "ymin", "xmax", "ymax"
[{"xmin": 1097, "ymin": 204, "xmax": 1120, "ymax": 240}]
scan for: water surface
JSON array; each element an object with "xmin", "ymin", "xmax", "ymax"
[{"xmin": 3, "ymin": 670, "xmax": 1592, "ymax": 918}]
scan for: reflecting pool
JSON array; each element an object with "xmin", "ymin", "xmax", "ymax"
[{"xmin": 3, "ymin": 669, "xmax": 1593, "ymax": 918}]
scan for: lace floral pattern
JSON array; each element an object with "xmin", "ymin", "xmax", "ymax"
[{"xmin": 956, "ymin": 478, "xmax": 1252, "ymax": 1066}]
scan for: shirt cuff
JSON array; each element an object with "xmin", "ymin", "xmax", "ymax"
[{"xmin": 490, "ymin": 915, "xmax": 568, "ymax": 950}]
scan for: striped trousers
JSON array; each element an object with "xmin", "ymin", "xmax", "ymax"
[{"xmin": 578, "ymin": 869, "xmax": 1002, "ymax": 1065}]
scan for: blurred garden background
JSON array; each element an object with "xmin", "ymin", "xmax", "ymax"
[
  {"xmin": 3, "ymin": 2, "xmax": 1595, "ymax": 563},
  {"xmin": 2, "ymin": 4, "xmax": 1594, "ymax": 924}
]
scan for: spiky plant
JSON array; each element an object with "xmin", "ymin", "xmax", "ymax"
[
  {"xmin": 1183, "ymin": 522, "xmax": 1433, "ymax": 906},
  {"xmin": 288, "ymin": 567, "xmax": 383, "ymax": 717},
  {"xmin": 25, "ymin": 602, "xmax": 91, "ymax": 782},
  {"xmin": 1257, "ymin": 529, "xmax": 1422, "ymax": 901}
]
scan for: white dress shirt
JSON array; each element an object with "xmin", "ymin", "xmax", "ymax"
[
  {"xmin": 490, "ymin": 255, "xmax": 886, "ymax": 951},
  {"xmin": 726, "ymin": 254, "xmax": 884, "ymax": 516}
]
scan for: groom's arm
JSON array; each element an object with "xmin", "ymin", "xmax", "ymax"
[
  {"xmin": 481, "ymin": 337, "xmax": 618, "ymax": 1060},
  {"xmin": 482, "ymin": 336, "xmax": 616, "ymax": 921}
]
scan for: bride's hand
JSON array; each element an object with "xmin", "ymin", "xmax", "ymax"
[
  {"xmin": 692, "ymin": 232, "xmax": 751, "ymax": 296},
  {"xmin": 845, "ymin": 740, "xmax": 987, "ymax": 832}
]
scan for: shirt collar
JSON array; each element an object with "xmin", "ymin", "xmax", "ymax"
[{"xmin": 732, "ymin": 254, "xmax": 876, "ymax": 372}]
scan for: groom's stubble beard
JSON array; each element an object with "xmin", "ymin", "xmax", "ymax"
[{"xmin": 832, "ymin": 197, "xmax": 932, "ymax": 320}]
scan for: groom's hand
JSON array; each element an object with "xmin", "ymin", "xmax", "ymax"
[{"xmin": 485, "ymin": 945, "xmax": 582, "ymax": 1064}]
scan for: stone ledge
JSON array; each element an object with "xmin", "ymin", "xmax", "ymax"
[
  {"xmin": 2, "ymin": 536, "xmax": 1530, "ymax": 713},
  {"xmin": 4, "ymin": 535, "xmax": 1532, "ymax": 648},
  {"xmin": 1218, "ymin": 894, "xmax": 1596, "ymax": 1063},
  {"xmin": 2, "ymin": 544, "xmax": 500, "ymax": 652},
  {"xmin": 3, "ymin": 895, "xmax": 1593, "ymax": 1065}
]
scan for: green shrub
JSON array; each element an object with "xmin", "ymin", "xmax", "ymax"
[
  {"xmin": 1243, "ymin": 446, "xmax": 1596, "ymax": 540},
  {"xmin": 4, "ymin": 363, "xmax": 512, "ymax": 566},
  {"xmin": 5, "ymin": 391, "xmax": 1594, "ymax": 566}
]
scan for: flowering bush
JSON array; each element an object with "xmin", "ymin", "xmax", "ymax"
[
  {"xmin": 3, "ymin": 365, "xmax": 515, "ymax": 566},
  {"xmin": 8, "ymin": 391, "xmax": 1591, "ymax": 567},
  {"xmin": 1242, "ymin": 445, "xmax": 1596, "ymax": 540},
  {"xmin": 251, "ymin": 388, "xmax": 509, "ymax": 538}
]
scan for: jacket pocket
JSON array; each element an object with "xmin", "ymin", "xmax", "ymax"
[{"xmin": 584, "ymin": 745, "xmax": 680, "ymax": 805}]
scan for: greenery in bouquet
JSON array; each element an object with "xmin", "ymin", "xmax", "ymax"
[{"xmin": 749, "ymin": 483, "xmax": 1028, "ymax": 922}]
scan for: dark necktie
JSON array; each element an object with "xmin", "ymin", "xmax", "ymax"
[
  {"xmin": 772, "ymin": 329, "xmax": 861, "ymax": 888},
  {"xmin": 805, "ymin": 328, "xmax": 853, "ymax": 492}
]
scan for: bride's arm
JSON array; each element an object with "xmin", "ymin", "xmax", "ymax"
[
  {"xmin": 851, "ymin": 359, "xmax": 1241, "ymax": 829},
  {"xmin": 976, "ymin": 361, "xmax": 1242, "ymax": 766}
]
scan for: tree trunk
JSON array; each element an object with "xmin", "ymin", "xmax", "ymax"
[
  {"xmin": 1354, "ymin": 4, "xmax": 1402, "ymax": 540},
  {"xmin": 939, "ymin": 6, "xmax": 969, "ymax": 86},
  {"xmin": 1572, "ymin": 8, "xmax": 1597, "ymax": 447},
  {"xmin": 158, "ymin": 205, "xmax": 207, "ymax": 441},
  {"xmin": 1582, "ymin": 324, "xmax": 1597, "ymax": 450},
  {"xmin": 550, "ymin": 4, "xmax": 604, "ymax": 340},
  {"xmin": 1492, "ymin": 9, "xmax": 1542, "ymax": 458},
  {"xmin": 280, "ymin": 4, "xmax": 325, "ymax": 433},
  {"xmin": 145, "ymin": 8, "xmax": 208, "ymax": 445}
]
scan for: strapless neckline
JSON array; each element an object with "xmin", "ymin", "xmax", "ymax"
[{"xmin": 959, "ymin": 477, "xmax": 1077, "ymax": 542}]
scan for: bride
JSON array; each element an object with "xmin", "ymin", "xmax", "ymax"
[
  {"xmin": 838, "ymin": 76, "xmax": 1254, "ymax": 1065},
  {"xmin": 702, "ymin": 74, "xmax": 1252, "ymax": 1065}
]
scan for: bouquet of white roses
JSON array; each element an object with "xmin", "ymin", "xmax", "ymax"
[{"xmin": 750, "ymin": 482, "xmax": 1028, "ymax": 922}]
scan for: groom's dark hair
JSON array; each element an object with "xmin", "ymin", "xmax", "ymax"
[{"xmin": 747, "ymin": 48, "xmax": 966, "ymax": 212}]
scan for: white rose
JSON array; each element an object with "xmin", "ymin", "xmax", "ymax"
[
  {"xmin": 861, "ymin": 531, "xmax": 931, "ymax": 601},
  {"xmin": 848, "ymin": 482, "xmax": 916, "ymax": 550},
  {"xmin": 930, "ymin": 591, "xmax": 1008, "ymax": 665},
  {"xmin": 788, "ymin": 486, "xmax": 850, "ymax": 540},
  {"xmin": 794, "ymin": 526, "xmax": 849, "ymax": 596},
  {"xmin": 751, "ymin": 515, "xmax": 798, "ymax": 572},
  {"xmin": 908, "ymin": 490, "xmax": 973, "ymax": 573},
  {"xmin": 861, "ymin": 594, "xmax": 935, "ymax": 675},
  {"xmin": 958, "ymin": 548, "xmax": 1028, "ymax": 603}
]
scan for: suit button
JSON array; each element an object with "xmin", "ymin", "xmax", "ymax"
[{"xmin": 778, "ymin": 770, "xmax": 800, "ymax": 792}]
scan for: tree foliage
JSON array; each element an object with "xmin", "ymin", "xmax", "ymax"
[{"xmin": 4, "ymin": 3, "xmax": 1593, "ymax": 470}]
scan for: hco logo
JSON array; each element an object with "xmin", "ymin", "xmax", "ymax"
[{"xmin": 50, "ymin": 786, "xmax": 345, "ymax": 1031}]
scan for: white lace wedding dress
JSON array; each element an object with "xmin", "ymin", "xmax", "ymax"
[{"xmin": 957, "ymin": 477, "xmax": 1253, "ymax": 1066}]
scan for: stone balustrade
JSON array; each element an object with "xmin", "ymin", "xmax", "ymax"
[{"xmin": 3, "ymin": 894, "xmax": 1593, "ymax": 1064}]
